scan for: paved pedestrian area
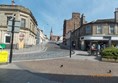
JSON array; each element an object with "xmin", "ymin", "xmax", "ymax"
[
  {"xmin": 0, "ymin": 58, "xmax": 118, "ymax": 83},
  {"xmin": 70, "ymin": 50, "xmax": 101, "ymax": 61},
  {"xmin": 15, "ymin": 58, "xmax": 118, "ymax": 76}
]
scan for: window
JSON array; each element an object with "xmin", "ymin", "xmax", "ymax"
[
  {"xmin": 7, "ymin": 16, "xmax": 12, "ymax": 24},
  {"xmin": 85, "ymin": 25, "xmax": 91, "ymax": 34},
  {"xmin": 5, "ymin": 36, "xmax": 11, "ymax": 43},
  {"xmin": 109, "ymin": 24, "xmax": 115, "ymax": 34},
  {"xmin": 21, "ymin": 18, "xmax": 26, "ymax": 27},
  {"xmin": 97, "ymin": 25, "xmax": 102, "ymax": 34}
]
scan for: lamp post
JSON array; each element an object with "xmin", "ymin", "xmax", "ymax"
[
  {"xmin": 9, "ymin": 15, "xmax": 15, "ymax": 63},
  {"xmin": 73, "ymin": 21, "xmax": 76, "ymax": 49},
  {"xmin": 69, "ymin": 31, "xmax": 72, "ymax": 58}
]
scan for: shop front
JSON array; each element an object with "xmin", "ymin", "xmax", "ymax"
[{"xmin": 80, "ymin": 36, "xmax": 118, "ymax": 51}]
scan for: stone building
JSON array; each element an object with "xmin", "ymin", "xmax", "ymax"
[
  {"xmin": 63, "ymin": 12, "xmax": 86, "ymax": 45},
  {"xmin": 36, "ymin": 28, "xmax": 48, "ymax": 44},
  {"xmin": 0, "ymin": 4, "xmax": 37, "ymax": 49},
  {"xmin": 71, "ymin": 8, "xmax": 118, "ymax": 50}
]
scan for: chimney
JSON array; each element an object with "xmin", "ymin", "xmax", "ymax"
[
  {"xmin": 72, "ymin": 12, "xmax": 80, "ymax": 19},
  {"xmin": 81, "ymin": 14, "xmax": 86, "ymax": 26},
  {"xmin": 115, "ymin": 8, "xmax": 118, "ymax": 22}
]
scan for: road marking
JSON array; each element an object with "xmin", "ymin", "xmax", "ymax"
[
  {"xmin": 13, "ymin": 56, "xmax": 67, "ymax": 62},
  {"xmin": 90, "ymin": 74, "xmax": 112, "ymax": 77},
  {"xmin": 13, "ymin": 47, "xmax": 47, "ymax": 55}
]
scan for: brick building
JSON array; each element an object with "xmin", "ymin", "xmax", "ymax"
[
  {"xmin": 63, "ymin": 13, "xmax": 86, "ymax": 45},
  {"xmin": 50, "ymin": 28, "xmax": 60, "ymax": 41},
  {"xmin": 63, "ymin": 13, "xmax": 86, "ymax": 47},
  {"xmin": 71, "ymin": 8, "xmax": 118, "ymax": 50}
]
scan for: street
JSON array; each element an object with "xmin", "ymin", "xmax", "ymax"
[
  {"xmin": 12, "ymin": 42, "xmax": 69, "ymax": 62},
  {"xmin": 0, "ymin": 42, "xmax": 118, "ymax": 83},
  {"xmin": 1, "ymin": 1, "xmax": 118, "ymax": 83}
]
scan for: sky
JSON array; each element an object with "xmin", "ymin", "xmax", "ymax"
[{"xmin": 1, "ymin": 0, "xmax": 118, "ymax": 38}]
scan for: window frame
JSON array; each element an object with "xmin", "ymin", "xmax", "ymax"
[
  {"xmin": 109, "ymin": 24, "xmax": 115, "ymax": 34},
  {"xmin": 97, "ymin": 25, "xmax": 102, "ymax": 34},
  {"xmin": 4, "ymin": 34, "xmax": 11, "ymax": 44},
  {"xmin": 21, "ymin": 18, "xmax": 26, "ymax": 28},
  {"xmin": 85, "ymin": 25, "xmax": 91, "ymax": 34}
]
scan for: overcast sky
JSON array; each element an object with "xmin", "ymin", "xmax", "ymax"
[{"xmin": 1, "ymin": 0, "xmax": 118, "ymax": 38}]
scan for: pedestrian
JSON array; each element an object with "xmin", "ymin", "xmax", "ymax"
[
  {"xmin": 97, "ymin": 44, "xmax": 100, "ymax": 55},
  {"xmin": 91, "ymin": 44, "xmax": 96, "ymax": 55}
]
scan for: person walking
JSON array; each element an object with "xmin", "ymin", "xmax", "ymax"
[{"xmin": 97, "ymin": 44, "xmax": 101, "ymax": 55}]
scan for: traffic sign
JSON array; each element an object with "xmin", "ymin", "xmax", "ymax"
[{"xmin": 7, "ymin": 20, "xmax": 21, "ymax": 33}]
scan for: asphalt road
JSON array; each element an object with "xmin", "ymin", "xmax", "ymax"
[
  {"xmin": 0, "ymin": 42, "xmax": 118, "ymax": 83},
  {"xmin": 12, "ymin": 42, "xmax": 69, "ymax": 62}
]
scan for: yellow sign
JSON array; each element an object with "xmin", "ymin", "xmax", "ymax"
[{"xmin": 0, "ymin": 51, "xmax": 9, "ymax": 63}]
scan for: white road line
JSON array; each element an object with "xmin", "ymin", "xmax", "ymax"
[
  {"xmin": 13, "ymin": 56, "xmax": 67, "ymax": 62},
  {"xmin": 13, "ymin": 47, "xmax": 47, "ymax": 54}
]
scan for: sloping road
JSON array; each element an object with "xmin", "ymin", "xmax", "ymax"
[{"xmin": 12, "ymin": 42, "xmax": 69, "ymax": 62}]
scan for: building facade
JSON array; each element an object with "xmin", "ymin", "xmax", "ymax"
[
  {"xmin": 71, "ymin": 8, "xmax": 118, "ymax": 51},
  {"xmin": 50, "ymin": 28, "xmax": 60, "ymax": 41},
  {"xmin": 36, "ymin": 28, "xmax": 48, "ymax": 44},
  {"xmin": 63, "ymin": 12, "xmax": 86, "ymax": 45},
  {"xmin": 0, "ymin": 4, "xmax": 37, "ymax": 49}
]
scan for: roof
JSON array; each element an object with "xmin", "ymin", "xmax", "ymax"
[
  {"xmin": 0, "ymin": 4, "xmax": 38, "ymax": 25},
  {"xmin": 95, "ymin": 19, "xmax": 115, "ymax": 23}
]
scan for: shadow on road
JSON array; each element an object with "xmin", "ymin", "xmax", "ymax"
[{"xmin": 0, "ymin": 68, "xmax": 118, "ymax": 83}]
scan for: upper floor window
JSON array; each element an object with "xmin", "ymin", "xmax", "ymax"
[
  {"xmin": 109, "ymin": 24, "xmax": 115, "ymax": 34},
  {"xmin": 4, "ymin": 34, "xmax": 11, "ymax": 44},
  {"xmin": 85, "ymin": 25, "xmax": 91, "ymax": 34},
  {"xmin": 5, "ymin": 36, "xmax": 11, "ymax": 43},
  {"xmin": 97, "ymin": 25, "xmax": 102, "ymax": 34},
  {"xmin": 7, "ymin": 16, "xmax": 12, "ymax": 24},
  {"xmin": 21, "ymin": 18, "xmax": 26, "ymax": 27}
]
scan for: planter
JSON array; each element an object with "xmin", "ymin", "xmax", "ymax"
[{"xmin": 101, "ymin": 58, "xmax": 118, "ymax": 63}]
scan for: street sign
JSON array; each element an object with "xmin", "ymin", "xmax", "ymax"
[
  {"xmin": 0, "ymin": 44, "xmax": 6, "ymax": 49},
  {"xmin": 7, "ymin": 20, "xmax": 21, "ymax": 33}
]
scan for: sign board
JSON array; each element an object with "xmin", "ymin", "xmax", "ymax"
[
  {"xmin": 0, "ymin": 51, "xmax": 9, "ymax": 63},
  {"xmin": 103, "ymin": 36, "xmax": 111, "ymax": 40},
  {"xmin": 7, "ymin": 20, "xmax": 21, "ymax": 33},
  {"xmin": 0, "ymin": 44, "xmax": 6, "ymax": 49}
]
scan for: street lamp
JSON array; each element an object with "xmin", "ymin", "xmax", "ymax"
[
  {"xmin": 69, "ymin": 31, "xmax": 72, "ymax": 58},
  {"xmin": 9, "ymin": 14, "xmax": 15, "ymax": 63}
]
